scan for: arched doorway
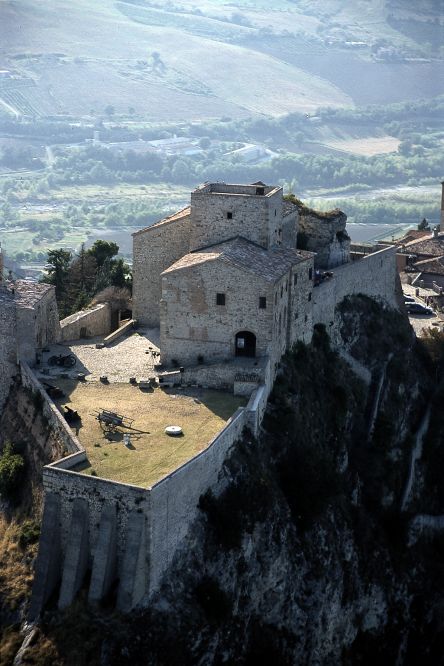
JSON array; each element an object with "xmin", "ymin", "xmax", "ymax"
[{"xmin": 235, "ymin": 331, "xmax": 256, "ymax": 358}]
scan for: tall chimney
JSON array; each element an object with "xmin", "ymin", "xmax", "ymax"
[{"xmin": 441, "ymin": 180, "xmax": 444, "ymax": 231}]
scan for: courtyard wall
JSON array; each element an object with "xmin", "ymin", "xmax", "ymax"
[{"xmin": 60, "ymin": 303, "xmax": 111, "ymax": 341}]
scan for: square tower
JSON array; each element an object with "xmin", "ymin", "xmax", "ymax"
[{"xmin": 189, "ymin": 182, "xmax": 283, "ymax": 251}]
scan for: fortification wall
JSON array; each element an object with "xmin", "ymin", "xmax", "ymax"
[
  {"xmin": 147, "ymin": 407, "xmax": 246, "ymax": 594},
  {"xmin": 312, "ymin": 246, "xmax": 398, "ymax": 334},
  {"xmin": 60, "ymin": 303, "xmax": 111, "ymax": 341},
  {"xmin": 0, "ymin": 291, "xmax": 17, "ymax": 413},
  {"xmin": 43, "ymin": 465, "xmax": 149, "ymax": 563},
  {"xmin": 19, "ymin": 362, "xmax": 81, "ymax": 457},
  {"xmin": 132, "ymin": 213, "xmax": 191, "ymax": 327}
]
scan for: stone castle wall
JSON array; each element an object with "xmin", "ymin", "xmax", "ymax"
[
  {"xmin": 0, "ymin": 290, "xmax": 17, "ymax": 413},
  {"xmin": 60, "ymin": 303, "xmax": 111, "ymax": 341},
  {"xmin": 16, "ymin": 287, "xmax": 60, "ymax": 364},
  {"xmin": 189, "ymin": 187, "xmax": 283, "ymax": 251},
  {"xmin": 132, "ymin": 212, "xmax": 191, "ymax": 327},
  {"xmin": 161, "ymin": 260, "xmax": 275, "ymax": 366},
  {"xmin": 312, "ymin": 246, "xmax": 398, "ymax": 334}
]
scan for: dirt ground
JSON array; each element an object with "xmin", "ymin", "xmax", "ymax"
[{"xmin": 54, "ymin": 380, "xmax": 245, "ymax": 487}]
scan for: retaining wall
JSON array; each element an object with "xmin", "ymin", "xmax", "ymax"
[{"xmin": 60, "ymin": 303, "xmax": 111, "ymax": 342}]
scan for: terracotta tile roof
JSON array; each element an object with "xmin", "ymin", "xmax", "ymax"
[
  {"xmin": 162, "ymin": 236, "xmax": 313, "ymax": 282},
  {"xmin": 403, "ymin": 234, "xmax": 444, "ymax": 257},
  {"xmin": 413, "ymin": 256, "xmax": 444, "ymax": 276},
  {"xmin": 132, "ymin": 206, "xmax": 191, "ymax": 236},
  {"xmin": 397, "ymin": 229, "xmax": 430, "ymax": 244}
]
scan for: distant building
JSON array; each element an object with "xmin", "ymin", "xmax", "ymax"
[{"xmin": 224, "ymin": 143, "xmax": 278, "ymax": 163}]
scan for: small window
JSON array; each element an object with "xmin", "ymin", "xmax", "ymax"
[
  {"xmin": 309, "ymin": 267, "xmax": 313, "ymax": 280},
  {"xmin": 305, "ymin": 314, "xmax": 308, "ymax": 322},
  {"xmin": 294, "ymin": 311, "xmax": 298, "ymax": 319},
  {"xmin": 259, "ymin": 296, "xmax": 267, "ymax": 309},
  {"xmin": 308, "ymin": 292, "xmax": 312, "ymax": 302},
  {"xmin": 280, "ymin": 285, "xmax": 283, "ymax": 297},
  {"xmin": 227, "ymin": 211, "xmax": 232, "ymax": 219},
  {"xmin": 275, "ymin": 292, "xmax": 277, "ymax": 305},
  {"xmin": 216, "ymin": 293, "xmax": 226, "ymax": 306},
  {"xmin": 256, "ymin": 187, "xmax": 265, "ymax": 195},
  {"xmin": 293, "ymin": 274, "xmax": 298, "ymax": 285},
  {"xmin": 274, "ymin": 209, "xmax": 277, "ymax": 216}
]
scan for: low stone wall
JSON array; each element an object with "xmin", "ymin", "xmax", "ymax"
[
  {"xmin": 312, "ymin": 246, "xmax": 397, "ymax": 337},
  {"xmin": 19, "ymin": 362, "xmax": 81, "ymax": 456},
  {"xmin": 60, "ymin": 303, "xmax": 111, "ymax": 342}
]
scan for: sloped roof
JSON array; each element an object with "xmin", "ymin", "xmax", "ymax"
[
  {"xmin": 162, "ymin": 236, "xmax": 313, "ymax": 282},
  {"xmin": 132, "ymin": 206, "xmax": 191, "ymax": 237},
  {"xmin": 8, "ymin": 280, "xmax": 53, "ymax": 307},
  {"xmin": 414, "ymin": 256, "xmax": 444, "ymax": 276},
  {"xmin": 404, "ymin": 234, "xmax": 444, "ymax": 257}
]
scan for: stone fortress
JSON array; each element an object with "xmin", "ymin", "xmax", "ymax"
[{"xmin": 0, "ymin": 182, "xmax": 398, "ymax": 619}]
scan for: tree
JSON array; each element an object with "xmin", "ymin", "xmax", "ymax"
[
  {"xmin": 42, "ymin": 248, "xmax": 72, "ymax": 302},
  {"xmin": 0, "ymin": 443, "xmax": 25, "ymax": 499},
  {"xmin": 418, "ymin": 217, "xmax": 430, "ymax": 230},
  {"xmin": 111, "ymin": 258, "xmax": 132, "ymax": 289},
  {"xmin": 65, "ymin": 244, "xmax": 97, "ymax": 312},
  {"xmin": 87, "ymin": 239, "xmax": 119, "ymax": 268}
]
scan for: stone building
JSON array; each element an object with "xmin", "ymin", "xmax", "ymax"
[
  {"xmin": 0, "ymin": 247, "xmax": 61, "ymax": 411},
  {"xmin": 132, "ymin": 182, "xmax": 352, "ymax": 369}
]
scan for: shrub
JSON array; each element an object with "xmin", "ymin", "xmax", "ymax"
[
  {"xmin": 0, "ymin": 443, "xmax": 25, "ymax": 498},
  {"xmin": 18, "ymin": 519, "xmax": 40, "ymax": 548}
]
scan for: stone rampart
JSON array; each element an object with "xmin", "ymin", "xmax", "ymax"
[
  {"xmin": 146, "ymin": 406, "xmax": 246, "ymax": 594},
  {"xmin": 19, "ymin": 362, "xmax": 81, "ymax": 456},
  {"xmin": 312, "ymin": 246, "xmax": 397, "ymax": 335},
  {"xmin": 60, "ymin": 303, "xmax": 111, "ymax": 341}
]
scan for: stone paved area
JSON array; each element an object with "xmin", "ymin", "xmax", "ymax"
[{"xmin": 39, "ymin": 328, "xmax": 161, "ymax": 382}]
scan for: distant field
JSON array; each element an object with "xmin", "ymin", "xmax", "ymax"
[
  {"xmin": 3, "ymin": 0, "xmax": 442, "ymax": 121},
  {"xmin": 321, "ymin": 136, "xmax": 401, "ymax": 156}
]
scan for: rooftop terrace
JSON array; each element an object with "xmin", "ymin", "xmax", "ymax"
[{"xmin": 54, "ymin": 380, "xmax": 245, "ymax": 487}]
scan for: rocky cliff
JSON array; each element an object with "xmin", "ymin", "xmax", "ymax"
[{"xmin": 4, "ymin": 296, "xmax": 444, "ymax": 665}]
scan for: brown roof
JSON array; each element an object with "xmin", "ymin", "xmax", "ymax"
[
  {"xmin": 396, "ymin": 229, "xmax": 430, "ymax": 244},
  {"xmin": 403, "ymin": 234, "xmax": 444, "ymax": 257},
  {"xmin": 162, "ymin": 236, "xmax": 313, "ymax": 282},
  {"xmin": 8, "ymin": 280, "xmax": 53, "ymax": 307},
  {"xmin": 132, "ymin": 206, "xmax": 190, "ymax": 236},
  {"xmin": 413, "ymin": 256, "xmax": 444, "ymax": 276}
]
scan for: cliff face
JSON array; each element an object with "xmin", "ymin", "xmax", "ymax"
[{"xmin": 97, "ymin": 296, "xmax": 443, "ymax": 666}]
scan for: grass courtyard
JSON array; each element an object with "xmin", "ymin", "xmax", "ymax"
[{"xmin": 54, "ymin": 380, "xmax": 245, "ymax": 487}]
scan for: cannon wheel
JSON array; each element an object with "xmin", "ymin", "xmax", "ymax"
[{"xmin": 63, "ymin": 354, "xmax": 76, "ymax": 368}]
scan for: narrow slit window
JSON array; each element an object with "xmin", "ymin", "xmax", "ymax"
[
  {"xmin": 259, "ymin": 296, "xmax": 267, "ymax": 309},
  {"xmin": 216, "ymin": 293, "xmax": 226, "ymax": 306},
  {"xmin": 227, "ymin": 211, "xmax": 232, "ymax": 219},
  {"xmin": 309, "ymin": 267, "xmax": 313, "ymax": 280},
  {"xmin": 293, "ymin": 274, "xmax": 298, "ymax": 285}
]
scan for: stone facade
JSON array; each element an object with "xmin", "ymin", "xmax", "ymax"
[
  {"xmin": 189, "ymin": 183, "xmax": 284, "ymax": 251},
  {"xmin": 132, "ymin": 208, "xmax": 191, "ymax": 327},
  {"xmin": 0, "ymin": 280, "xmax": 60, "ymax": 412}
]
